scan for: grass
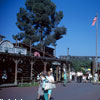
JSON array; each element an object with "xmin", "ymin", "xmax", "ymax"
[{"xmin": 18, "ymin": 82, "xmax": 39, "ymax": 87}]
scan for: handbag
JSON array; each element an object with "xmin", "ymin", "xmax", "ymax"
[{"xmin": 44, "ymin": 82, "xmax": 56, "ymax": 90}]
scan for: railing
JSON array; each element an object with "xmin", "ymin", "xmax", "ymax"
[
  {"xmin": 18, "ymin": 77, "xmax": 37, "ymax": 86},
  {"xmin": 0, "ymin": 46, "xmax": 27, "ymax": 55}
]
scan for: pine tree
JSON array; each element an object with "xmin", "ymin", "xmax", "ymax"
[{"xmin": 13, "ymin": 0, "xmax": 67, "ymax": 50}]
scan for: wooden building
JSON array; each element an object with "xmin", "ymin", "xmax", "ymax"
[{"xmin": 0, "ymin": 35, "xmax": 70, "ymax": 85}]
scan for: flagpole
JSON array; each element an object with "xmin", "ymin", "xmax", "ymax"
[{"xmin": 96, "ymin": 12, "xmax": 98, "ymax": 72}]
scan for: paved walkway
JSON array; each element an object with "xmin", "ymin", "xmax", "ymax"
[{"xmin": 0, "ymin": 82, "xmax": 100, "ymax": 100}]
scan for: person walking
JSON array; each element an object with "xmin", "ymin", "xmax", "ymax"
[
  {"xmin": 63, "ymin": 68, "xmax": 67, "ymax": 86},
  {"xmin": 94, "ymin": 72, "xmax": 98, "ymax": 84},
  {"xmin": 80, "ymin": 71, "xmax": 83, "ymax": 83},
  {"xmin": 69, "ymin": 71, "xmax": 72, "ymax": 82},
  {"xmin": 42, "ymin": 78, "xmax": 48, "ymax": 100},
  {"xmin": 88, "ymin": 73, "xmax": 92, "ymax": 83},
  {"xmin": 76, "ymin": 71, "xmax": 80, "ymax": 83},
  {"xmin": 42, "ymin": 71, "xmax": 54, "ymax": 100},
  {"xmin": 37, "ymin": 73, "xmax": 45, "ymax": 100},
  {"xmin": 72, "ymin": 71, "xmax": 76, "ymax": 81},
  {"xmin": 46, "ymin": 71, "xmax": 54, "ymax": 100}
]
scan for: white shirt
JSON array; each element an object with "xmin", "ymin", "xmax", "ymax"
[
  {"xmin": 80, "ymin": 72, "xmax": 83, "ymax": 76},
  {"xmin": 77, "ymin": 72, "xmax": 80, "ymax": 77},
  {"xmin": 88, "ymin": 73, "xmax": 92, "ymax": 78},
  {"xmin": 94, "ymin": 73, "xmax": 98, "ymax": 78},
  {"xmin": 72, "ymin": 72, "xmax": 76, "ymax": 76},
  {"xmin": 46, "ymin": 75, "xmax": 54, "ymax": 83}
]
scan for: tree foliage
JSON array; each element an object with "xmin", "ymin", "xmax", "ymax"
[
  {"xmin": 70, "ymin": 58, "xmax": 92, "ymax": 72},
  {"xmin": 13, "ymin": 0, "xmax": 67, "ymax": 48}
]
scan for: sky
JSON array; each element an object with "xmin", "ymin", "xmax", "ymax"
[{"xmin": 0, "ymin": 0, "xmax": 100, "ymax": 57}]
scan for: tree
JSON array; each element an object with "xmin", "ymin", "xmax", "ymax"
[
  {"xmin": 70, "ymin": 58, "xmax": 92, "ymax": 72},
  {"xmin": 12, "ymin": 34, "xmax": 19, "ymax": 46},
  {"xmin": 12, "ymin": 32, "xmax": 24, "ymax": 46},
  {"xmin": 13, "ymin": 0, "xmax": 67, "ymax": 50}
]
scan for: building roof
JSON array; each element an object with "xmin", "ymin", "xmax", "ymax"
[{"xmin": 0, "ymin": 34, "xmax": 5, "ymax": 38}]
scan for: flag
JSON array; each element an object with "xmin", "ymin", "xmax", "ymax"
[{"xmin": 92, "ymin": 16, "xmax": 97, "ymax": 26}]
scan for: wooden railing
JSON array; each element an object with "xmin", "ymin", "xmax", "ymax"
[{"xmin": 18, "ymin": 77, "xmax": 37, "ymax": 85}]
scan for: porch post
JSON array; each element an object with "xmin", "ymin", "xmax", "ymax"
[
  {"xmin": 56, "ymin": 66, "xmax": 59, "ymax": 82},
  {"xmin": 30, "ymin": 61, "xmax": 34, "ymax": 81},
  {"xmin": 14, "ymin": 59, "xmax": 19, "ymax": 85},
  {"xmin": 44, "ymin": 62, "xmax": 47, "ymax": 74}
]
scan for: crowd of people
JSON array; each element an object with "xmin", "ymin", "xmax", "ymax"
[
  {"xmin": 65, "ymin": 70, "xmax": 99, "ymax": 84},
  {"xmin": 36, "ymin": 67, "xmax": 99, "ymax": 100}
]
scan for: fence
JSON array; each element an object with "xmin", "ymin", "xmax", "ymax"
[{"xmin": 18, "ymin": 77, "xmax": 38, "ymax": 86}]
